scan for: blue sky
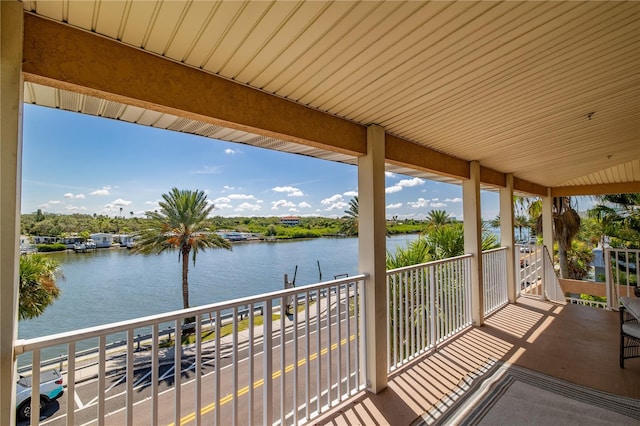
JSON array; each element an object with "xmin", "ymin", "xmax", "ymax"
[{"xmin": 22, "ymin": 104, "xmax": 503, "ymax": 220}]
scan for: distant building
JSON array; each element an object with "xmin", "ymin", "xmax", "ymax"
[
  {"xmin": 33, "ymin": 236, "xmax": 58, "ymax": 245},
  {"xmin": 90, "ymin": 233, "xmax": 114, "ymax": 248},
  {"xmin": 280, "ymin": 216, "xmax": 300, "ymax": 226}
]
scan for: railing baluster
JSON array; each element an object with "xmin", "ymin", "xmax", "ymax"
[
  {"xmin": 248, "ymin": 303, "xmax": 254, "ymax": 426},
  {"xmin": 126, "ymin": 328, "xmax": 134, "ymax": 426},
  {"xmin": 174, "ymin": 319, "xmax": 181, "ymax": 426},
  {"xmin": 151, "ymin": 324, "xmax": 159, "ymax": 426},
  {"xmin": 214, "ymin": 311, "xmax": 221, "ymax": 426},
  {"xmin": 98, "ymin": 335, "xmax": 106, "ymax": 426},
  {"xmin": 316, "ymin": 291, "xmax": 321, "ymax": 416},
  {"xmin": 32, "ymin": 350, "xmax": 41, "ymax": 426},
  {"xmin": 264, "ymin": 301, "xmax": 273, "ymax": 425},
  {"xmin": 336, "ymin": 283, "xmax": 342, "ymax": 400},
  {"xmin": 232, "ymin": 306, "xmax": 238, "ymax": 426},
  {"xmin": 293, "ymin": 291, "xmax": 299, "ymax": 425},
  {"xmin": 66, "ymin": 342, "xmax": 75, "ymax": 426},
  {"xmin": 280, "ymin": 296, "xmax": 286, "ymax": 425},
  {"xmin": 345, "ymin": 283, "xmax": 351, "ymax": 394},
  {"xmin": 195, "ymin": 315, "xmax": 202, "ymax": 426},
  {"xmin": 326, "ymin": 285, "xmax": 332, "ymax": 408},
  {"xmin": 304, "ymin": 292, "xmax": 310, "ymax": 422}
]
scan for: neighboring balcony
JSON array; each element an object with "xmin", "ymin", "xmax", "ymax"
[{"xmin": 14, "ymin": 247, "xmax": 640, "ymax": 425}]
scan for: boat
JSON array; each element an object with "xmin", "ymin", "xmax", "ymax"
[{"xmin": 73, "ymin": 239, "xmax": 96, "ymax": 253}]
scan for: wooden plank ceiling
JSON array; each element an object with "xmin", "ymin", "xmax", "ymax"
[{"xmin": 21, "ymin": 1, "xmax": 640, "ymax": 194}]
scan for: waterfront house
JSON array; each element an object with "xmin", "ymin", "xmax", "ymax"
[
  {"xmin": 280, "ymin": 216, "xmax": 301, "ymax": 227},
  {"xmin": 89, "ymin": 233, "xmax": 114, "ymax": 248},
  {"xmin": 2, "ymin": 2, "xmax": 639, "ymax": 425},
  {"xmin": 32, "ymin": 236, "xmax": 58, "ymax": 245}
]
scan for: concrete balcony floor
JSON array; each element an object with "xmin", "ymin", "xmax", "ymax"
[{"xmin": 315, "ymin": 297, "xmax": 640, "ymax": 425}]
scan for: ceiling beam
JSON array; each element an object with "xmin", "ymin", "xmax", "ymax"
[
  {"xmin": 551, "ymin": 182, "xmax": 640, "ymax": 197},
  {"xmin": 22, "ymin": 13, "xmax": 367, "ymax": 157},
  {"xmin": 385, "ymin": 135, "xmax": 470, "ymax": 180}
]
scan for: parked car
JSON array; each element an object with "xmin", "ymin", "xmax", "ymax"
[
  {"xmin": 16, "ymin": 369, "xmax": 64, "ymax": 420},
  {"xmin": 519, "ymin": 246, "xmax": 531, "ymax": 253}
]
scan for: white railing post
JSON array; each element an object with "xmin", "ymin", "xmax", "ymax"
[
  {"xmin": 605, "ymin": 248, "xmax": 614, "ymax": 310},
  {"xmin": 263, "ymin": 301, "xmax": 273, "ymax": 426}
]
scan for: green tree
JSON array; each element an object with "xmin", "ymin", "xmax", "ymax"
[
  {"xmin": 19, "ymin": 254, "xmax": 63, "ymax": 320},
  {"xmin": 589, "ymin": 193, "xmax": 640, "ymax": 249},
  {"xmin": 531, "ymin": 197, "xmax": 581, "ymax": 278},
  {"xmin": 426, "ymin": 210, "xmax": 452, "ymax": 229},
  {"xmin": 338, "ymin": 196, "xmax": 359, "ymax": 236},
  {"xmin": 133, "ymin": 188, "xmax": 232, "ymax": 319}
]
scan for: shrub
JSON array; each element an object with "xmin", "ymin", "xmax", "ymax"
[{"xmin": 36, "ymin": 243, "xmax": 67, "ymax": 252}]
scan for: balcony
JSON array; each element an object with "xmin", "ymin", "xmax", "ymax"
[
  {"xmin": 16, "ymin": 247, "xmax": 640, "ymax": 425},
  {"xmin": 316, "ymin": 296, "xmax": 640, "ymax": 424}
]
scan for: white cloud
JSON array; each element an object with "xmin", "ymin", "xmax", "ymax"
[
  {"xmin": 432, "ymin": 198, "xmax": 439, "ymax": 201},
  {"xmin": 222, "ymin": 185, "xmax": 236, "ymax": 192},
  {"xmin": 343, "ymin": 190, "xmax": 358, "ymax": 197},
  {"xmin": 408, "ymin": 198, "xmax": 429, "ymax": 208},
  {"xmin": 445, "ymin": 198, "xmax": 463, "ymax": 203},
  {"xmin": 321, "ymin": 194, "xmax": 343, "ymax": 205},
  {"xmin": 385, "ymin": 171, "xmax": 395, "ymax": 178},
  {"xmin": 386, "ymin": 177, "xmax": 425, "ymax": 194},
  {"xmin": 191, "ymin": 166, "xmax": 222, "ymax": 175},
  {"xmin": 90, "ymin": 186, "xmax": 111, "ymax": 196},
  {"xmin": 272, "ymin": 199, "xmax": 296, "ymax": 210},
  {"xmin": 272, "ymin": 186, "xmax": 304, "ymax": 197},
  {"xmin": 398, "ymin": 177, "xmax": 425, "ymax": 188},
  {"xmin": 298, "ymin": 201, "xmax": 312, "ymax": 208},
  {"xmin": 64, "ymin": 193, "xmax": 85, "ymax": 199},
  {"xmin": 324, "ymin": 201, "xmax": 348, "ymax": 211},
  {"xmin": 214, "ymin": 197, "xmax": 231, "ymax": 204},
  {"xmin": 214, "ymin": 203, "xmax": 233, "ymax": 210},
  {"xmin": 235, "ymin": 202, "xmax": 261, "ymax": 212},
  {"xmin": 65, "ymin": 205, "xmax": 86, "ymax": 211},
  {"xmin": 112, "ymin": 198, "xmax": 132, "ymax": 207},
  {"xmin": 289, "ymin": 208, "xmax": 299, "ymax": 213},
  {"xmin": 228, "ymin": 194, "xmax": 255, "ymax": 200},
  {"xmin": 430, "ymin": 202, "xmax": 447, "ymax": 208},
  {"xmin": 225, "ymin": 149, "xmax": 235, "ymax": 154},
  {"xmin": 387, "ymin": 203, "xmax": 403, "ymax": 209}
]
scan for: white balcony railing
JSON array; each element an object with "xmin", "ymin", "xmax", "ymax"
[
  {"xmin": 517, "ymin": 244, "xmax": 544, "ymax": 298},
  {"xmin": 482, "ymin": 247, "xmax": 509, "ymax": 316},
  {"xmin": 386, "ymin": 255, "xmax": 472, "ymax": 372},
  {"xmin": 15, "ymin": 275, "xmax": 367, "ymax": 426},
  {"xmin": 605, "ymin": 248, "xmax": 640, "ymax": 310}
]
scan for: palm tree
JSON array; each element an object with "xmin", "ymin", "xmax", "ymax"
[
  {"xmin": 133, "ymin": 188, "xmax": 232, "ymax": 319},
  {"xmin": 426, "ymin": 209, "xmax": 452, "ymax": 229},
  {"xmin": 19, "ymin": 254, "xmax": 63, "ymax": 320},
  {"xmin": 589, "ymin": 193, "xmax": 640, "ymax": 249},
  {"xmin": 531, "ymin": 197, "xmax": 581, "ymax": 278},
  {"xmin": 339, "ymin": 196, "xmax": 359, "ymax": 236}
]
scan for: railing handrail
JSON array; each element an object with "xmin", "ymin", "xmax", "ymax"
[
  {"xmin": 386, "ymin": 253, "xmax": 472, "ymax": 275},
  {"xmin": 482, "ymin": 246, "xmax": 507, "ymax": 254},
  {"xmin": 15, "ymin": 274, "xmax": 366, "ymax": 355}
]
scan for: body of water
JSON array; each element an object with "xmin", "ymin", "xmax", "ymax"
[{"xmin": 19, "ymin": 234, "xmax": 419, "ymax": 341}]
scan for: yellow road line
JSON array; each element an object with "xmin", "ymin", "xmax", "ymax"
[{"xmin": 169, "ymin": 334, "xmax": 356, "ymax": 425}]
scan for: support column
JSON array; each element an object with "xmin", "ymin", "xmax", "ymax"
[
  {"xmin": 541, "ymin": 189, "xmax": 554, "ymax": 297},
  {"xmin": 500, "ymin": 174, "xmax": 516, "ymax": 303},
  {"xmin": 358, "ymin": 124, "xmax": 387, "ymax": 393},
  {"xmin": 463, "ymin": 161, "xmax": 484, "ymax": 326},
  {"xmin": 0, "ymin": 2, "xmax": 24, "ymax": 425}
]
